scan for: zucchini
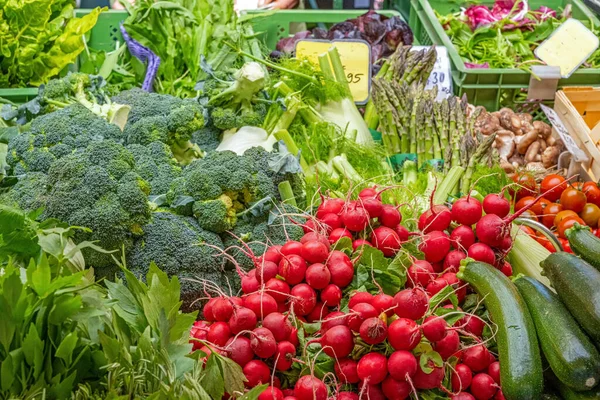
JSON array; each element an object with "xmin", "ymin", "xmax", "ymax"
[
  {"xmin": 566, "ymin": 224, "xmax": 600, "ymax": 271},
  {"xmin": 541, "ymin": 252, "xmax": 600, "ymax": 343},
  {"xmin": 557, "ymin": 382, "xmax": 600, "ymax": 399},
  {"xmin": 515, "ymin": 276, "xmax": 600, "ymax": 391},
  {"xmin": 457, "ymin": 261, "xmax": 543, "ymax": 400}
]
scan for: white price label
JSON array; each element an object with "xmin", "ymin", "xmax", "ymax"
[
  {"xmin": 540, "ymin": 104, "xmax": 589, "ymax": 162},
  {"xmin": 411, "ymin": 46, "xmax": 452, "ymax": 102}
]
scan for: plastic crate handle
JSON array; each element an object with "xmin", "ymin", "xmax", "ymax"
[{"xmin": 120, "ymin": 25, "xmax": 160, "ymax": 92}]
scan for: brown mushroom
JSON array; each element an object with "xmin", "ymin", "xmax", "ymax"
[
  {"xmin": 475, "ymin": 112, "xmax": 501, "ymax": 136},
  {"xmin": 542, "ymin": 146, "xmax": 561, "ymax": 169},
  {"xmin": 500, "ymin": 160, "xmax": 516, "ymax": 173},
  {"xmin": 516, "ymin": 129, "xmax": 539, "ymax": 154},
  {"xmin": 534, "ymin": 121, "xmax": 552, "ymax": 139},
  {"xmin": 538, "ymin": 138, "xmax": 547, "ymax": 152},
  {"xmin": 494, "ymin": 130, "xmax": 516, "ymax": 160},
  {"xmin": 509, "ymin": 153, "xmax": 525, "ymax": 168},
  {"xmin": 520, "ymin": 113, "xmax": 533, "ymax": 125},
  {"xmin": 525, "ymin": 141, "xmax": 541, "ymax": 163}
]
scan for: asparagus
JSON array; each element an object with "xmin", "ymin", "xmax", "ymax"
[
  {"xmin": 423, "ymin": 102, "xmax": 433, "ymax": 161},
  {"xmin": 460, "ymin": 133, "xmax": 497, "ymax": 194}
]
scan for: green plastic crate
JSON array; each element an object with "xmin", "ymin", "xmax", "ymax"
[{"xmin": 408, "ymin": 0, "xmax": 600, "ymax": 111}]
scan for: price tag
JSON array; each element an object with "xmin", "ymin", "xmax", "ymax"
[
  {"xmin": 540, "ymin": 104, "xmax": 589, "ymax": 162},
  {"xmin": 411, "ymin": 46, "xmax": 452, "ymax": 101},
  {"xmin": 296, "ymin": 39, "xmax": 371, "ymax": 104}
]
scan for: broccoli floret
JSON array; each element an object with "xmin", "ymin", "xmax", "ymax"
[
  {"xmin": 191, "ymin": 123, "xmax": 221, "ymax": 153},
  {"xmin": 193, "ymin": 194, "xmax": 237, "ymax": 233},
  {"xmin": 0, "ymin": 172, "xmax": 48, "ymax": 211},
  {"xmin": 127, "ymin": 142, "xmax": 182, "ymax": 195},
  {"xmin": 44, "ymin": 140, "xmax": 151, "ymax": 267},
  {"xmin": 210, "ymin": 103, "xmax": 267, "ymax": 131}
]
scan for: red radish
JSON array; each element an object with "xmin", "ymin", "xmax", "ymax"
[
  {"xmin": 225, "ymin": 336, "xmax": 254, "ymax": 367},
  {"xmin": 422, "ymin": 315, "xmax": 448, "ymax": 342},
  {"xmin": 349, "ymin": 292, "xmax": 374, "ymax": 308},
  {"xmin": 190, "ymin": 321, "xmax": 209, "ymax": 350},
  {"xmin": 414, "ymin": 364, "xmax": 444, "ymax": 390},
  {"xmin": 475, "ymin": 199, "xmax": 537, "ymax": 248},
  {"xmin": 329, "ymin": 228, "xmax": 352, "ymax": 244},
  {"xmin": 228, "ymin": 307, "xmax": 257, "ymax": 334},
  {"xmin": 382, "ymin": 376, "xmax": 411, "ymax": 400},
  {"xmin": 461, "ymin": 314, "xmax": 485, "ymax": 337},
  {"xmin": 470, "ymin": 373, "xmax": 498, "ymax": 400},
  {"xmin": 198, "ymin": 345, "xmax": 213, "ymax": 363},
  {"xmin": 443, "ymin": 250, "xmax": 467, "ymax": 273},
  {"xmin": 498, "ymin": 236, "xmax": 513, "ymax": 251},
  {"xmin": 500, "ymin": 261, "xmax": 513, "ymax": 277},
  {"xmin": 380, "ymin": 204, "xmax": 402, "ymax": 228},
  {"xmin": 243, "ymin": 359, "xmax": 271, "ymax": 387},
  {"xmin": 305, "ymin": 263, "xmax": 331, "ymax": 289},
  {"xmin": 303, "ymin": 219, "xmax": 317, "ymax": 233},
  {"xmin": 357, "ymin": 352, "xmax": 388, "ymax": 384},
  {"xmin": 281, "ymin": 241, "xmax": 304, "ymax": 256},
  {"xmin": 321, "ymin": 311, "xmax": 347, "ymax": 331},
  {"xmin": 419, "ymin": 205, "xmax": 452, "ymax": 233},
  {"xmin": 434, "ymin": 329, "xmax": 460, "ymax": 360},
  {"xmin": 288, "ymin": 327, "xmax": 299, "ymax": 347},
  {"xmin": 294, "ymin": 375, "xmax": 328, "ymax": 400},
  {"xmin": 463, "ymin": 345, "xmax": 491, "ymax": 372},
  {"xmin": 483, "ymin": 194, "xmax": 510, "ymax": 218},
  {"xmin": 335, "ymin": 358, "xmax": 359, "ymax": 384},
  {"xmin": 317, "ymin": 198, "xmax": 345, "ymax": 218},
  {"xmin": 207, "ymin": 322, "xmax": 231, "ymax": 346},
  {"xmin": 452, "ymin": 364, "xmax": 473, "ymax": 392},
  {"xmin": 394, "ymin": 288, "xmax": 428, "ymax": 320},
  {"xmin": 256, "ymin": 261, "xmax": 279, "ymax": 284},
  {"xmin": 388, "ymin": 318, "xmax": 421, "ymax": 351},
  {"xmin": 352, "ymin": 239, "xmax": 372, "ymax": 250},
  {"xmin": 263, "ymin": 246, "xmax": 283, "ymax": 264},
  {"xmin": 494, "ymin": 391, "xmax": 506, "ymax": 400},
  {"xmin": 348, "ymin": 303, "xmax": 379, "ymax": 332},
  {"xmin": 371, "ymin": 293, "xmax": 395, "ymax": 316},
  {"xmin": 450, "ymin": 225, "xmax": 476, "ymax": 250},
  {"xmin": 370, "ymin": 226, "xmax": 402, "ymax": 257},
  {"xmin": 259, "ymin": 386, "xmax": 284, "ymax": 400},
  {"xmin": 432, "ymin": 261, "xmax": 444, "ymax": 273},
  {"xmin": 387, "ymin": 350, "xmax": 418, "ymax": 381},
  {"xmin": 321, "ymin": 284, "xmax": 342, "ymax": 306},
  {"xmin": 358, "ymin": 383, "xmax": 385, "ymax": 400},
  {"xmin": 279, "ymin": 255, "xmax": 307, "ymax": 285},
  {"xmin": 212, "ymin": 297, "xmax": 234, "ymax": 322},
  {"xmin": 263, "ymin": 312, "xmax": 292, "ymax": 342},
  {"xmin": 243, "ymin": 292, "xmax": 278, "ymax": 319},
  {"xmin": 320, "ymin": 213, "xmax": 343, "ymax": 231},
  {"xmin": 359, "ymin": 187, "xmax": 380, "ymax": 199},
  {"xmin": 274, "ymin": 341, "xmax": 296, "ymax": 371},
  {"xmin": 302, "ymin": 241, "xmax": 330, "ymax": 264},
  {"xmin": 452, "ymin": 394, "xmax": 476, "ymax": 400},
  {"xmin": 230, "ymin": 297, "xmax": 243, "ymax": 307},
  {"xmin": 242, "ymin": 270, "xmax": 260, "ymax": 294},
  {"xmin": 468, "ymin": 243, "xmax": 496, "ymax": 265},
  {"xmin": 265, "ymin": 278, "xmax": 291, "ymax": 303},
  {"xmin": 278, "ymin": 302, "xmax": 289, "ymax": 314},
  {"xmin": 290, "ymin": 284, "xmax": 317, "ymax": 316},
  {"xmin": 301, "ymin": 232, "xmax": 330, "ymax": 247},
  {"xmin": 452, "ymin": 197, "xmax": 483, "ymax": 226},
  {"xmin": 420, "ymin": 231, "xmax": 451, "ymax": 263},
  {"xmin": 426, "ymin": 278, "xmax": 449, "ymax": 297},
  {"xmin": 337, "ymin": 392, "xmax": 359, "ymax": 400},
  {"xmin": 327, "ymin": 251, "xmax": 354, "ymax": 288},
  {"xmin": 361, "ymin": 197, "xmax": 383, "ymax": 218},
  {"xmin": 359, "ymin": 317, "xmax": 388, "ymax": 344},
  {"xmin": 341, "ymin": 204, "xmax": 370, "ymax": 232},
  {"xmin": 395, "ymin": 224, "xmax": 409, "ymax": 242},
  {"xmin": 487, "ymin": 362, "xmax": 500, "ymax": 384},
  {"xmin": 251, "ymin": 327, "xmax": 277, "ymax": 358},
  {"xmin": 306, "ymin": 302, "xmax": 329, "ymax": 322},
  {"xmin": 203, "ymin": 298, "xmax": 217, "ymax": 321},
  {"xmin": 407, "ymin": 260, "xmax": 435, "ymax": 287}
]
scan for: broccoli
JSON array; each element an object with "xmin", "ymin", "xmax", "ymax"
[
  {"xmin": 0, "ymin": 172, "xmax": 47, "ymax": 211},
  {"xmin": 127, "ymin": 211, "xmax": 236, "ymax": 311},
  {"xmin": 43, "ymin": 140, "xmax": 151, "ymax": 267},
  {"xmin": 127, "ymin": 142, "xmax": 182, "ymax": 195},
  {"xmin": 112, "ymin": 89, "xmax": 205, "ymax": 165},
  {"xmin": 191, "ymin": 123, "xmax": 222, "ymax": 153}
]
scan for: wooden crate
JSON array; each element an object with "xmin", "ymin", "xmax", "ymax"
[{"xmin": 554, "ymin": 87, "xmax": 600, "ymax": 181}]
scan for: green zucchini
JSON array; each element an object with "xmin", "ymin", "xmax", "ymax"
[
  {"xmin": 557, "ymin": 381, "xmax": 600, "ymax": 399},
  {"xmin": 541, "ymin": 252, "xmax": 600, "ymax": 343},
  {"xmin": 566, "ymin": 224, "xmax": 600, "ymax": 271},
  {"xmin": 457, "ymin": 261, "xmax": 543, "ymax": 400},
  {"xmin": 515, "ymin": 276, "xmax": 600, "ymax": 391}
]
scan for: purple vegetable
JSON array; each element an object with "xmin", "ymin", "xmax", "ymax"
[
  {"xmin": 120, "ymin": 25, "xmax": 160, "ymax": 92},
  {"xmin": 536, "ymin": 6, "xmax": 557, "ymax": 20},
  {"xmin": 465, "ymin": 0, "xmax": 531, "ymax": 30},
  {"xmin": 464, "ymin": 5, "xmax": 498, "ymax": 29},
  {"xmin": 465, "ymin": 62, "xmax": 490, "ymax": 68},
  {"xmin": 275, "ymin": 30, "xmax": 312, "ymax": 54}
]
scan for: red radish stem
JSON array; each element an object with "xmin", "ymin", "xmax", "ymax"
[
  {"xmin": 359, "ymin": 317, "xmax": 388, "ymax": 344},
  {"xmin": 251, "ymin": 327, "xmax": 277, "ymax": 358},
  {"xmin": 356, "ymin": 352, "xmax": 388, "ymax": 385},
  {"xmin": 263, "ymin": 312, "xmax": 293, "ymax": 342},
  {"xmin": 290, "ymin": 284, "xmax": 317, "ymax": 316},
  {"xmin": 305, "ymin": 263, "xmax": 331, "ymax": 289},
  {"xmin": 388, "ymin": 318, "xmax": 422, "ymax": 351},
  {"xmin": 387, "ymin": 350, "xmax": 418, "ymax": 381},
  {"xmin": 334, "ymin": 358, "xmax": 360, "ymax": 384},
  {"xmin": 394, "ymin": 288, "xmax": 429, "ymax": 320},
  {"xmin": 321, "ymin": 284, "xmax": 342, "ymax": 307}
]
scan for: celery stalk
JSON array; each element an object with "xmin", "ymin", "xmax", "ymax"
[
  {"xmin": 433, "ymin": 166, "xmax": 465, "ymax": 205},
  {"xmin": 508, "ymin": 225, "xmax": 553, "ymax": 290},
  {"xmin": 278, "ymin": 181, "xmax": 297, "ymax": 207}
]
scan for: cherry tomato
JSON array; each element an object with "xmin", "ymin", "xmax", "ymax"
[
  {"xmin": 557, "ymin": 216, "xmax": 585, "ymax": 239},
  {"xmin": 580, "ymin": 203, "xmax": 600, "ymax": 228},
  {"xmin": 540, "ymin": 175, "xmax": 567, "ymax": 202},
  {"xmin": 572, "ymin": 182, "xmax": 585, "ymax": 191},
  {"xmin": 515, "ymin": 196, "xmax": 536, "ymax": 212},
  {"xmin": 542, "ymin": 203, "xmax": 563, "ymax": 229},
  {"xmin": 594, "ymin": 228, "xmax": 600, "ymax": 239},
  {"xmin": 531, "ymin": 198, "xmax": 551, "ymax": 216},
  {"xmin": 536, "ymin": 235, "xmax": 557, "ymax": 253},
  {"xmin": 560, "ymin": 188, "xmax": 587, "ymax": 213},
  {"xmin": 583, "ymin": 181, "xmax": 598, "ymax": 192},
  {"xmin": 520, "ymin": 209, "xmax": 538, "ymax": 222},
  {"xmin": 559, "ymin": 238, "xmax": 573, "ymax": 253},
  {"xmin": 511, "ymin": 173, "xmax": 537, "ymax": 200},
  {"xmin": 583, "ymin": 184, "xmax": 600, "ymax": 207},
  {"xmin": 518, "ymin": 225, "xmax": 536, "ymax": 237},
  {"xmin": 554, "ymin": 210, "xmax": 579, "ymax": 228}
]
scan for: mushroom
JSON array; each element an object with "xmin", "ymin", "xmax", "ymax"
[
  {"xmin": 516, "ymin": 129, "xmax": 538, "ymax": 154},
  {"xmin": 525, "ymin": 140, "xmax": 541, "ymax": 163},
  {"xmin": 494, "ymin": 130, "xmax": 516, "ymax": 160},
  {"xmin": 509, "ymin": 153, "xmax": 525, "ymax": 168},
  {"xmin": 534, "ymin": 121, "xmax": 552, "ymax": 139},
  {"xmin": 538, "ymin": 138, "xmax": 547, "ymax": 152},
  {"xmin": 500, "ymin": 160, "xmax": 516, "ymax": 173},
  {"xmin": 475, "ymin": 112, "xmax": 501, "ymax": 135},
  {"xmin": 525, "ymin": 162, "xmax": 545, "ymax": 173},
  {"xmin": 542, "ymin": 146, "xmax": 561, "ymax": 169},
  {"xmin": 520, "ymin": 113, "xmax": 533, "ymax": 125}
]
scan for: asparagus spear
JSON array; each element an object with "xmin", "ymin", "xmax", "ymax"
[
  {"xmin": 460, "ymin": 133, "xmax": 497, "ymax": 194},
  {"xmin": 423, "ymin": 101, "xmax": 433, "ymax": 161}
]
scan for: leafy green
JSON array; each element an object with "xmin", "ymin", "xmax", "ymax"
[{"xmin": 350, "ymin": 245, "xmax": 407, "ymax": 295}]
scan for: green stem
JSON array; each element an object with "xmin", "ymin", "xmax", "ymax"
[
  {"xmin": 278, "ymin": 181, "xmax": 297, "ymax": 207},
  {"xmin": 274, "ymin": 129, "xmax": 309, "ymax": 171},
  {"xmin": 318, "ymin": 54, "xmax": 335, "ymax": 82},
  {"xmin": 327, "ymin": 47, "xmax": 351, "ymax": 93}
]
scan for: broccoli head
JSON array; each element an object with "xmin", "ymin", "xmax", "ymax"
[
  {"xmin": 0, "ymin": 172, "xmax": 48, "ymax": 211},
  {"xmin": 191, "ymin": 123, "xmax": 222, "ymax": 153},
  {"xmin": 127, "ymin": 142, "xmax": 182, "ymax": 195}
]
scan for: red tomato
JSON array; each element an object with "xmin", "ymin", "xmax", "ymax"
[
  {"xmin": 520, "ymin": 209, "xmax": 538, "ymax": 222},
  {"xmin": 540, "ymin": 175, "xmax": 567, "ymax": 202},
  {"xmin": 536, "ymin": 235, "xmax": 557, "ymax": 253},
  {"xmin": 515, "ymin": 196, "xmax": 536, "ymax": 212},
  {"xmin": 583, "ymin": 184, "xmax": 600, "ymax": 207},
  {"xmin": 560, "ymin": 188, "xmax": 587, "ymax": 213},
  {"xmin": 542, "ymin": 203, "xmax": 563, "ymax": 229},
  {"xmin": 557, "ymin": 216, "xmax": 585, "ymax": 239},
  {"xmin": 511, "ymin": 173, "xmax": 537, "ymax": 200},
  {"xmin": 518, "ymin": 225, "xmax": 536, "ymax": 237},
  {"xmin": 531, "ymin": 198, "xmax": 551, "ymax": 216},
  {"xmin": 559, "ymin": 238, "xmax": 573, "ymax": 253}
]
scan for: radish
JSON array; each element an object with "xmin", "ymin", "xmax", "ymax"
[
  {"xmin": 361, "ymin": 197, "xmax": 383, "ymax": 218},
  {"xmin": 321, "ymin": 311, "xmax": 347, "ymax": 331},
  {"xmin": 320, "ymin": 213, "xmax": 343, "ymax": 232},
  {"xmin": 387, "ymin": 350, "xmax": 418, "ymax": 381},
  {"xmin": 452, "ymin": 394, "xmax": 476, "ymax": 400},
  {"xmin": 274, "ymin": 341, "xmax": 296, "ymax": 371},
  {"xmin": 243, "ymin": 292, "xmax": 278, "ymax": 319},
  {"xmin": 301, "ymin": 240, "xmax": 330, "ymax": 264},
  {"xmin": 413, "ymin": 364, "xmax": 444, "ymax": 390},
  {"xmin": 467, "ymin": 243, "xmax": 496, "ymax": 265},
  {"xmin": 348, "ymin": 292, "xmax": 374, "ymax": 308},
  {"xmin": 190, "ymin": 321, "xmax": 209, "ymax": 350},
  {"xmin": 452, "ymin": 197, "xmax": 483, "ymax": 226},
  {"xmin": 243, "ymin": 359, "xmax": 271, "ymax": 387},
  {"xmin": 212, "ymin": 297, "xmax": 234, "ymax": 322},
  {"xmin": 371, "ymin": 293, "xmax": 395, "ymax": 316},
  {"xmin": 381, "ymin": 376, "xmax": 411, "ymax": 400},
  {"xmin": 262, "ymin": 312, "xmax": 292, "ymax": 342},
  {"xmin": 228, "ymin": 307, "xmax": 257, "ymax": 334},
  {"xmin": 443, "ymin": 250, "xmax": 467, "ymax": 273},
  {"xmin": 357, "ymin": 352, "xmax": 388, "ymax": 384},
  {"xmin": 379, "ymin": 204, "xmax": 402, "ymax": 228},
  {"xmin": 263, "ymin": 246, "xmax": 283, "ymax": 264},
  {"xmin": 327, "ymin": 251, "xmax": 354, "ymax": 288},
  {"xmin": 303, "ymin": 219, "xmax": 317, "ymax": 233},
  {"xmin": 370, "ymin": 226, "xmax": 402, "ymax": 257},
  {"xmin": 335, "ymin": 358, "xmax": 359, "ymax": 384},
  {"xmin": 434, "ymin": 329, "xmax": 460, "ymax": 360},
  {"xmin": 394, "ymin": 224, "xmax": 409, "ymax": 242},
  {"xmin": 450, "ymin": 225, "xmax": 476, "ymax": 250},
  {"xmin": 321, "ymin": 284, "xmax": 342, "ymax": 307},
  {"xmin": 316, "ymin": 197, "xmax": 345, "ymax": 218},
  {"xmin": 358, "ymin": 383, "xmax": 386, "ymax": 400},
  {"xmin": 283, "ymin": 396, "xmax": 297, "ymax": 400},
  {"xmin": 341, "ymin": 204, "xmax": 370, "ymax": 232},
  {"xmin": 352, "ymin": 239, "xmax": 373, "ymax": 250},
  {"xmin": 470, "ymin": 373, "xmax": 498, "ymax": 400},
  {"xmin": 259, "ymin": 386, "xmax": 284, "ymax": 400},
  {"xmin": 475, "ymin": 197, "xmax": 539, "ymax": 248},
  {"xmin": 305, "ymin": 263, "xmax": 331, "ymax": 290},
  {"xmin": 494, "ymin": 390, "xmax": 506, "ymax": 400},
  {"xmin": 483, "ymin": 194, "xmax": 510, "ymax": 218},
  {"xmin": 422, "ymin": 315, "xmax": 448, "ymax": 342},
  {"xmin": 301, "ymin": 232, "xmax": 330, "ymax": 247},
  {"xmin": 207, "ymin": 321, "xmax": 231, "ymax": 346},
  {"xmin": 394, "ymin": 288, "xmax": 428, "ymax": 320},
  {"xmin": 420, "ymin": 230, "xmax": 451, "ymax": 263},
  {"xmin": 203, "ymin": 298, "xmax": 217, "ymax": 321},
  {"xmin": 463, "ymin": 345, "xmax": 491, "ymax": 372},
  {"xmin": 265, "ymin": 278, "xmax": 291, "ymax": 303},
  {"xmin": 336, "ymin": 392, "xmax": 359, "ymax": 400},
  {"xmin": 407, "ymin": 260, "xmax": 435, "ymax": 287},
  {"xmin": 498, "ymin": 236, "xmax": 512, "ymax": 251},
  {"xmin": 460, "ymin": 314, "xmax": 485, "ymax": 337},
  {"xmin": 348, "ymin": 303, "xmax": 379, "ymax": 332},
  {"xmin": 359, "ymin": 317, "xmax": 388, "ymax": 344},
  {"xmin": 452, "ymin": 363, "xmax": 473, "ymax": 392},
  {"xmin": 306, "ymin": 302, "xmax": 329, "ymax": 323},
  {"xmin": 281, "ymin": 241, "xmax": 304, "ymax": 256},
  {"xmin": 256, "ymin": 261, "xmax": 279, "ymax": 284},
  {"xmin": 294, "ymin": 375, "xmax": 328, "ymax": 400},
  {"xmin": 288, "ymin": 327, "xmax": 299, "ymax": 348},
  {"xmin": 487, "ymin": 361, "xmax": 500, "ymax": 384},
  {"xmin": 500, "ymin": 261, "xmax": 513, "ymax": 277},
  {"xmin": 279, "ymin": 255, "xmax": 307, "ymax": 285},
  {"xmin": 251, "ymin": 327, "xmax": 277, "ymax": 358},
  {"xmin": 225, "ymin": 336, "xmax": 254, "ymax": 367},
  {"xmin": 388, "ymin": 318, "xmax": 421, "ymax": 351},
  {"xmin": 359, "ymin": 187, "xmax": 380, "ymax": 199},
  {"xmin": 418, "ymin": 205, "xmax": 452, "ymax": 233},
  {"xmin": 290, "ymin": 284, "xmax": 317, "ymax": 316},
  {"xmin": 426, "ymin": 278, "xmax": 449, "ymax": 297},
  {"xmin": 329, "ymin": 228, "xmax": 352, "ymax": 244},
  {"xmin": 242, "ymin": 270, "xmax": 260, "ymax": 294}
]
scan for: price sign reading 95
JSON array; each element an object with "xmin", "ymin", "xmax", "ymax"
[{"xmin": 295, "ymin": 40, "xmax": 372, "ymax": 105}]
